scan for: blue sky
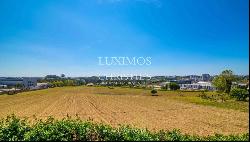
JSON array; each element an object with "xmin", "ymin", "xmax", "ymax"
[{"xmin": 0, "ymin": 0, "xmax": 249, "ymax": 77}]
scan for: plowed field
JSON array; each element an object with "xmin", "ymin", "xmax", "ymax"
[{"xmin": 0, "ymin": 87, "xmax": 248, "ymax": 136}]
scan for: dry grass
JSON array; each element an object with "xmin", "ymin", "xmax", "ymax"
[{"xmin": 0, "ymin": 86, "xmax": 248, "ymax": 136}]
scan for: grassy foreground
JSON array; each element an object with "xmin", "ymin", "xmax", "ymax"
[{"xmin": 0, "ymin": 115, "xmax": 248, "ymax": 141}]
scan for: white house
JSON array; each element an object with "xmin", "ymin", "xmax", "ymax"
[{"xmin": 180, "ymin": 81, "xmax": 214, "ymax": 90}]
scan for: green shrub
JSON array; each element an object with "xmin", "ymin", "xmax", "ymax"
[
  {"xmin": 0, "ymin": 115, "xmax": 248, "ymax": 141},
  {"xmin": 198, "ymin": 92, "xmax": 230, "ymax": 102},
  {"xmin": 169, "ymin": 82, "xmax": 180, "ymax": 90},
  {"xmin": 0, "ymin": 114, "xmax": 30, "ymax": 141},
  {"xmin": 230, "ymin": 88, "xmax": 249, "ymax": 101},
  {"xmin": 151, "ymin": 90, "xmax": 157, "ymax": 96},
  {"xmin": 198, "ymin": 91, "xmax": 211, "ymax": 100},
  {"xmin": 108, "ymin": 86, "xmax": 114, "ymax": 89}
]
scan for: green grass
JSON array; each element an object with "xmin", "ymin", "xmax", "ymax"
[
  {"xmin": 170, "ymin": 95, "xmax": 249, "ymax": 112},
  {"xmin": 0, "ymin": 115, "xmax": 248, "ymax": 141},
  {"xmin": 148, "ymin": 89, "xmax": 249, "ymax": 112}
]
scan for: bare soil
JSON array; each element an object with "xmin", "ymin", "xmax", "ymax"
[{"xmin": 0, "ymin": 86, "xmax": 248, "ymax": 136}]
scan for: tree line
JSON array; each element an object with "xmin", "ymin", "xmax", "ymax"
[{"xmin": 212, "ymin": 70, "xmax": 249, "ymax": 101}]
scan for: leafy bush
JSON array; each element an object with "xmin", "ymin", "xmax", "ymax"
[
  {"xmin": 151, "ymin": 90, "xmax": 157, "ymax": 96},
  {"xmin": 230, "ymin": 88, "xmax": 249, "ymax": 101},
  {"xmin": 108, "ymin": 86, "xmax": 114, "ymax": 89},
  {"xmin": 198, "ymin": 92, "xmax": 230, "ymax": 102},
  {"xmin": 198, "ymin": 91, "xmax": 211, "ymax": 100},
  {"xmin": 0, "ymin": 115, "xmax": 248, "ymax": 141},
  {"xmin": 169, "ymin": 82, "xmax": 180, "ymax": 90},
  {"xmin": 217, "ymin": 93, "xmax": 231, "ymax": 102}
]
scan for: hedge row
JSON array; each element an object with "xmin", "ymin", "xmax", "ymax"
[{"xmin": 0, "ymin": 115, "xmax": 248, "ymax": 141}]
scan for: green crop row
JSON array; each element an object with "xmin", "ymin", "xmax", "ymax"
[{"xmin": 0, "ymin": 115, "xmax": 248, "ymax": 141}]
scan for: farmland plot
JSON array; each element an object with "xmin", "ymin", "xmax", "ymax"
[{"xmin": 0, "ymin": 86, "xmax": 248, "ymax": 136}]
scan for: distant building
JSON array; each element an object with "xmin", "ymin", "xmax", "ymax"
[
  {"xmin": 45, "ymin": 75, "xmax": 60, "ymax": 80},
  {"xmin": 202, "ymin": 74, "xmax": 211, "ymax": 81},
  {"xmin": 0, "ymin": 77, "xmax": 37, "ymax": 89},
  {"xmin": 180, "ymin": 81, "xmax": 214, "ymax": 91},
  {"xmin": 0, "ymin": 85, "xmax": 7, "ymax": 88},
  {"xmin": 171, "ymin": 80, "xmax": 192, "ymax": 84},
  {"xmin": 33, "ymin": 83, "xmax": 50, "ymax": 89},
  {"xmin": 232, "ymin": 82, "xmax": 248, "ymax": 89},
  {"xmin": 188, "ymin": 75, "xmax": 202, "ymax": 82},
  {"xmin": 153, "ymin": 85, "xmax": 162, "ymax": 90},
  {"xmin": 159, "ymin": 82, "xmax": 170, "ymax": 87},
  {"xmin": 99, "ymin": 76, "xmax": 106, "ymax": 80}
]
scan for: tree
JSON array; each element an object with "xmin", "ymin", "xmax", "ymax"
[
  {"xmin": 212, "ymin": 75, "xmax": 226, "ymax": 92},
  {"xmin": 212, "ymin": 70, "xmax": 236, "ymax": 94},
  {"xmin": 151, "ymin": 89, "xmax": 158, "ymax": 96},
  {"xmin": 64, "ymin": 80, "xmax": 74, "ymax": 86},
  {"xmin": 221, "ymin": 70, "xmax": 235, "ymax": 93},
  {"xmin": 15, "ymin": 83, "xmax": 23, "ymax": 89},
  {"xmin": 164, "ymin": 84, "xmax": 169, "ymax": 90},
  {"xmin": 161, "ymin": 83, "xmax": 168, "ymax": 90},
  {"xmin": 169, "ymin": 82, "xmax": 180, "ymax": 90}
]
